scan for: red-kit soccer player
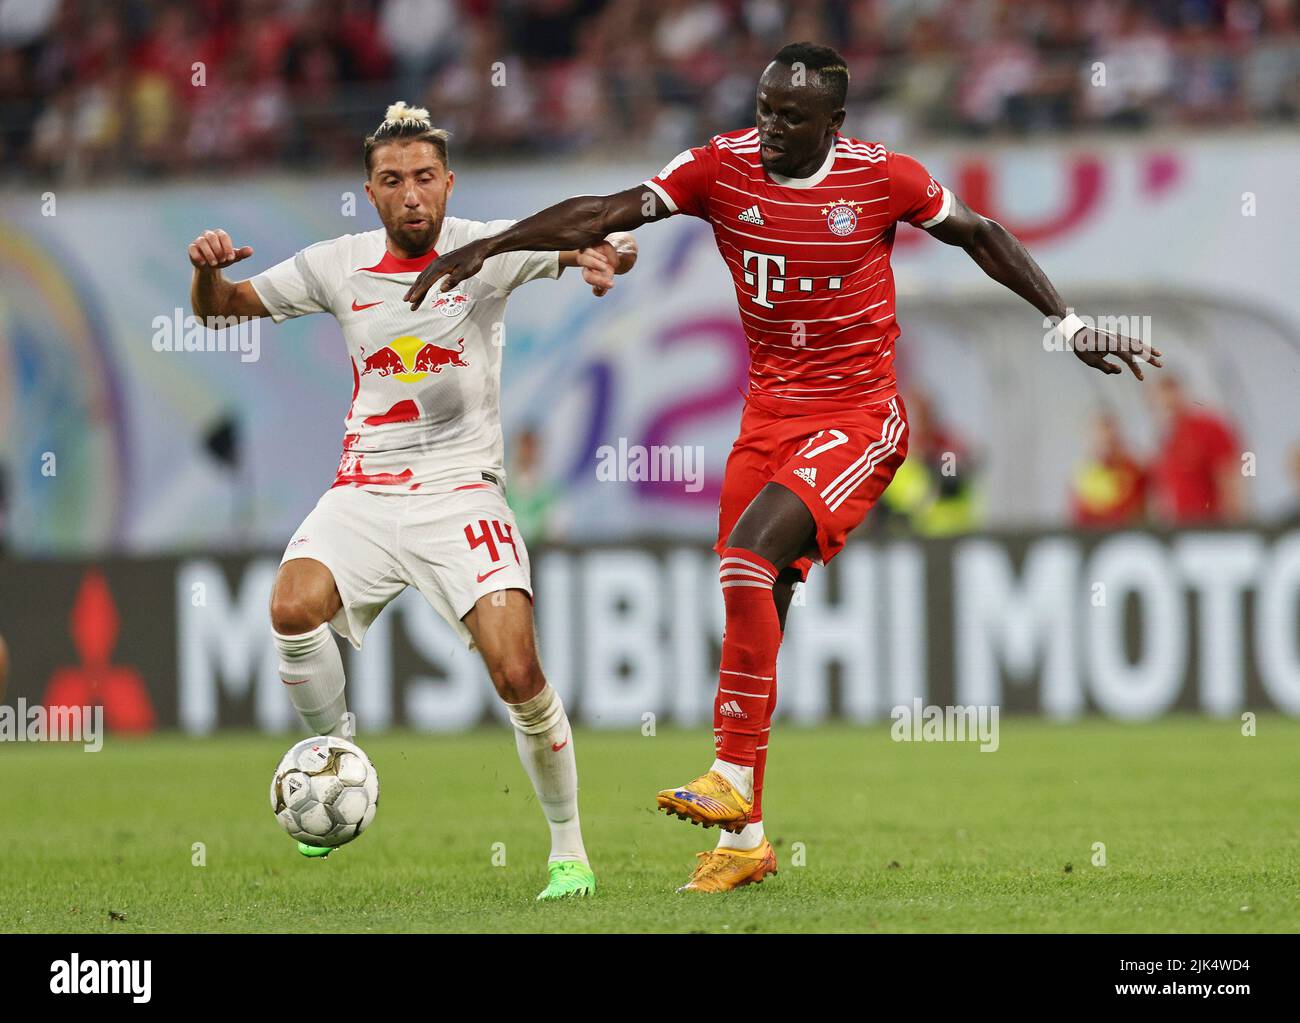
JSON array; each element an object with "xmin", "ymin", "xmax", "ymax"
[{"xmin": 404, "ymin": 43, "xmax": 1163, "ymax": 893}]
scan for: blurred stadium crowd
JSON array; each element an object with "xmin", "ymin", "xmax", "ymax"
[{"xmin": 1, "ymin": 0, "xmax": 1298, "ymax": 182}]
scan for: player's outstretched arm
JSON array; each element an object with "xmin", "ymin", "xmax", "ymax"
[
  {"xmin": 926, "ymin": 196, "xmax": 1162, "ymax": 380},
  {"xmin": 189, "ymin": 228, "xmax": 270, "ymax": 320},
  {"xmin": 406, "ymin": 186, "xmax": 666, "ymax": 309}
]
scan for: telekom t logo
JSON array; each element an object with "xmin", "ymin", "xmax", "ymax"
[{"xmin": 742, "ymin": 249, "xmax": 786, "ymax": 309}]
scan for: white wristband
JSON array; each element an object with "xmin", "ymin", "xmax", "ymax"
[{"xmin": 1056, "ymin": 312, "xmax": 1087, "ymax": 344}]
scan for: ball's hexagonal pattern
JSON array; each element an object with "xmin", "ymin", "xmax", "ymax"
[
  {"xmin": 309, "ymin": 773, "xmax": 343, "ymax": 806},
  {"xmin": 333, "ymin": 787, "xmax": 368, "ymax": 826},
  {"xmin": 270, "ymin": 736, "xmax": 380, "ymax": 849},
  {"xmin": 297, "ymin": 802, "xmax": 333, "ymax": 837},
  {"xmin": 336, "ymin": 752, "xmax": 367, "ymax": 786}
]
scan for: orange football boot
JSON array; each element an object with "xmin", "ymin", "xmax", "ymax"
[
  {"xmin": 677, "ymin": 839, "xmax": 778, "ymax": 893},
  {"xmin": 655, "ymin": 770, "xmax": 752, "ymax": 833}
]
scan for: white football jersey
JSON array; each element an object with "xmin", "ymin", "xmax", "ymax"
[{"xmin": 250, "ymin": 218, "xmax": 560, "ymax": 493}]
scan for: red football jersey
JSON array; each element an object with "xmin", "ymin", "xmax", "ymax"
[
  {"xmin": 644, "ymin": 128, "xmax": 951, "ymax": 414},
  {"xmin": 1151, "ymin": 410, "xmax": 1240, "ymax": 523}
]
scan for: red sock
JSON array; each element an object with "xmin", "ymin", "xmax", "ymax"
[
  {"xmin": 715, "ymin": 548, "xmax": 781, "ymax": 769},
  {"xmin": 751, "ymin": 677, "xmax": 777, "ymax": 821}
]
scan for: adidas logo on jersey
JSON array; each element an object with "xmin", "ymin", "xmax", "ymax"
[
  {"xmin": 794, "ymin": 466, "xmax": 817, "ymax": 486},
  {"xmin": 737, "ymin": 204, "xmax": 765, "ymax": 226},
  {"xmin": 719, "ymin": 700, "xmax": 747, "ymax": 719}
]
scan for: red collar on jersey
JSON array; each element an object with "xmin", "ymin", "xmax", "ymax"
[{"xmin": 356, "ymin": 249, "xmax": 440, "ymax": 274}]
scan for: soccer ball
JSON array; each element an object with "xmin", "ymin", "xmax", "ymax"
[{"xmin": 270, "ymin": 736, "xmax": 379, "ymax": 849}]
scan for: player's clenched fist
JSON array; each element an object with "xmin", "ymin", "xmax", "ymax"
[
  {"xmin": 188, "ymin": 228, "xmax": 254, "ymax": 270},
  {"xmin": 577, "ymin": 232, "xmax": 637, "ymax": 297}
]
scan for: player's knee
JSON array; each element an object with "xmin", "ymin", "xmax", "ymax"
[
  {"xmin": 723, "ymin": 528, "xmax": 784, "ymax": 569},
  {"xmin": 269, "ymin": 590, "xmax": 331, "ymax": 635},
  {"xmin": 489, "ymin": 655, "xmax": 545, "ymax": 704}
]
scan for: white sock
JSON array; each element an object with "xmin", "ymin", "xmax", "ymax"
[
  {"xmin": 718, "ymin": 820, "xmax": 766, "ymax": 851},
  {"xmin": 507, "ymin": 684, "xmax": 588, "ymax": 866},
  {"xmin": 274, "ymin": 623, "xmax": 349, "ymax": 736},
  {"xmin": 710, "ymin": 757, "xmax": 754, "ymax": 801}
]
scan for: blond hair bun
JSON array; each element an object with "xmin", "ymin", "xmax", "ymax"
[{"xmin": 382, "ymin": 101, "xmax": 432, "ymax": 127}]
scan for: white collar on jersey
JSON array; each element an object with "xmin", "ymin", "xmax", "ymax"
[{"xmin": 767, "ymin": 142, "xmax": 836, "ymax": 189}]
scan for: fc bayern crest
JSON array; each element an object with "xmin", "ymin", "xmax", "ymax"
[{"xmin": 822, "ymin": 198, "xmax": 863, "ymax": 236}]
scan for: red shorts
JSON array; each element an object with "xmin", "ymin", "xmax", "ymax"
[{"xmin": 715, "ymin": 394, "xmax": 909, "ymax": 580}]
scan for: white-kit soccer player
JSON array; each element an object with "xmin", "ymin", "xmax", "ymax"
[{"xmin": 186, "ymin": 102, "xmax": 636, "ymax": 900}]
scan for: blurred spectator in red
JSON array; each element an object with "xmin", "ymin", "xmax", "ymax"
[
  {"xmin": 340, "ymin": 0, "xmax": 391, "ymax": 81},
  {"xmin": 1148, "ymin": 376, "xmax": 1245, "ymax": 524},
  {"xmin": 1069, "ymin": 411, "xmax": 1147, "ymax": 527},
  {"xmin": 185, "ymin": 46, "xmax": 289, "ymax": 170}
]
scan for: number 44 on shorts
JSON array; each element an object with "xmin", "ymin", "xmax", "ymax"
[{"xmin": 464, "ymin": 519, "xmax": 521, "ymax": 572}]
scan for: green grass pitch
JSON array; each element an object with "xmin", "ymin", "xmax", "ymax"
[{"xmin": 2, "ymin": 717, "xmax": 1297, "ymax": 933}]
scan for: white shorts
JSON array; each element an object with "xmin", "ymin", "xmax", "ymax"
[{"xmin": 280, "ymin": 483, "xmax": 532, "ymax": 650}]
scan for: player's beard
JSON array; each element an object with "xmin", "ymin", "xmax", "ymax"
[{"xmin": 388, "ymin": 212, "xmax": 442, "ymax": 258}]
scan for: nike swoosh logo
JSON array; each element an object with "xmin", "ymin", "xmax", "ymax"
[
  {"xmin": 351, "ymin": 299, "xmax": 383, "ymax": 311},
  {"xmin": 476, "ymin": 565, "xmax": 508, "ymax": 583},
  {"xmin": 551, "ymin": 737, "xmax": 569, "ymax": 752},
  {"xmin": 281, "ymin": 678, "xmax": 310, "ymax": 686}
]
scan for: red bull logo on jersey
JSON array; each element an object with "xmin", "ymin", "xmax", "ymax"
[
  {"xmin": 823, "ymin": 198, "xmax": 863, "ymax": 237},
  {"xmin": 360, "ymin": 335, "xmax": 468, "ymax": 382}
]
